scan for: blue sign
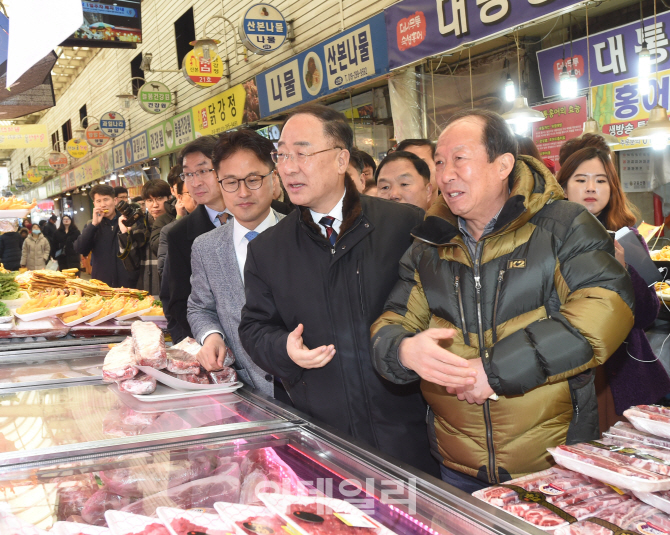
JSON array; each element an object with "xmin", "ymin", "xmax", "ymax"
[
  {"xmin": 536, "ymin": 12, "xmax": 670, "ymax": 98},
  {"xmin": 255, "ymin": 13, "xmax": 388, "ymax": 117},
  {"xmin": 0, "ymin": 13, "xmax": 8, "ymax": 67},
  {"xmin": 82, "ymin": 2, "xmax": 137, "ymax": 17},
  {"xmin": 100, "ymin": 111, "xmax": 126, "ymax": 138},
  {"xmin": 385, "ymin": 0, "xmax": 584, "ymax": 70},
  {"xmin": 239, "ymin": 4, "xmax": 288, "ymax": 55}
]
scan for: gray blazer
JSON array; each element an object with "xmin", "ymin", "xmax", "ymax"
[{"xmin": 187, "ymin": 210, "xmax": 285, "ymax": 397}]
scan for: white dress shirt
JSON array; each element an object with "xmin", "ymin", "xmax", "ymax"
[
  {"xmin": 233, "ymin": 209, "xmax": 279, "ymax": 281},
  {"xmin": 204, "ymin": 205, "xmax": 232, "ymax": 227},
  {"xmin": 309, "ymin": 189, "xmax": 346, "ymax": 238}
]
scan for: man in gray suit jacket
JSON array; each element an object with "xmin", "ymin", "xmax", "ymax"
[{"xmin": 188, "ymin": 130, "xmax": 285, "ymax": 398}]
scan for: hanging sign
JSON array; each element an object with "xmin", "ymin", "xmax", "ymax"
[
  {"xmin": 239, "ymin": 4, "xmax": 288, "ymax": 55},
  {"xmin": 0, "ymin": 124, "xmax": 49, "ymax": 149},
  {"xmin": 85, "ymin": 123, "xmax": 111, "ymax": 147},
  {"xmin": 66, "ymin": 138, "xmax": 89, "ymax": 159},
  {"xmin": 26, "ymin": 168, "xmax": 42, "ymax": 184},
  {"xmin": 193, "ymin": 84, "xmax": 249, "ymax": 136},
  {"xmin": 48, "ymin": 152, "xmax": 68, "ymax": 170},
  {"xmin": 100, "ymin": 111, "xmax": 126, "ymax": 137},
  {"xmin": 138, "ymin": 81, "xmax": 173, "ymax": 114},
  {"xmin": 37, "ymin": 164, "xmax": 52, "ymax": 176},
  {"xmin": 182, "ymin": 49, "xmax": 224, "ymax": 88}
]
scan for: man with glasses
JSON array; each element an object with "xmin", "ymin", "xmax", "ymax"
[
  {"xmin": 238, "ymin": 104, "xmax": 438, "ymax": 476},
  {"xmin": 188, "ymin": 130, "xmax": 289, "ymax": 401},
  {"xmin": 165, "ymin": 136, "xmax": 228, "ymax": 342}
]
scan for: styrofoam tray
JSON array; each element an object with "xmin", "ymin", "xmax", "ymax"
[
  {"xmin": 52, "ymin": 521, "xmax": 110, "ymax": 535},
  {"xmin": 86, "ymin": 308, "xmax": 123, "ymax": 326},
  {"xmin": 625, "ymin": 411, "xmax": 670, "ymax": 439},
  {"xmin": 60, "ymin": 309, "xmax": 102, "ymax": 327},
  {"xmin": 109, "ymin": 381, "xmax": 243, "ymax": 403},
  {"xmin": 157, "ymin": 506, "xmax": 232, "ymax": 535},
  {"xmin": 0, "ymin": 209, "xmax": 30, "ymax": 218},
  {"xmin": 634, "ymin": 491, "xmax": 670, "ymax": 514},
  {"xmin": 657, "ymin": 290, "xmax": 670, "ymax": 301},
  {"xmin": 106, "ymin": 510, "xmax": 169, "ymax": 535},
  {"xmin": 138, "ymin": 365, "xmax": 243, "ymax": 392},
  {"xmin": 548, "ymin": 447, "xmax": 670, "ymax": 492},
  {"xmin": 117, "ymin": 307, "xmax": 152, "ymax": 321},
  {"xmin": 13, "ymin": 300, "xmax": 81, "ymax": 322},
  {"xmin": 214, "ymin": 502, "xmax": 287, "ymax": 535},
  {"xmin": 1, "ymin": 291, "xmax": 29, "ymax": 308},
  {"xmin": 0, "ymin": 510, "xmax": 48, "ymax": 535},
  {"xmin": 139, "ymin": 315, "xmax": 166, "ymax": 323},
  {"xmin": 0, "ymin": 314, "xmax": 12, "ymax": 324}
]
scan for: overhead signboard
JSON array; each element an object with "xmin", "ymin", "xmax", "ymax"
[
  {"xmin": 385, "ymin": 0, "xmax": 584, "ymax": 70},
  {"xmin": 256, "ymin": 14, "xmax": 388, "ymax": 118},
  {"xmin": 85, "ymin": 123, "xmax": 110, "ymax": 147},
  {"xmin": 239, "ymin": 4, "xmax": 288, "ymax": 55},
  {"xmin": 193, "ymin": 83, "xmax": 260, "ymax": 136},
  {"xmin": 138, "ymin": 81, "xmax": 172, "ymax": 114},
  {"xmin": 182, "ymin": 49, "xmax": 224, "ymax": 88},
  {"xmin": 100, "ymin": 111, "xmax": 126, "ymax": 137},
  {"xmin": 66, "ymin": 138, "xmax": 89, "ymax": 159},
  {"xmin": 61, "ymin": 1, "xmax": 142, "ymax": 48},
  {"xmin": 537, "ymin": 12, "xmax": 670, "ymax": 98},
  {"xmin": 0, "ymin": 125, "xmax": 49, "ymax": 149}
]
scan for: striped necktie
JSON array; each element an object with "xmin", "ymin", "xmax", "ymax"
[
  {"xmin": 217, "ymin": 212, "xmax": 231, "ymax": 225},
  {"xmin": 319, "ymin": 216, "xmax": 337, "ymax": 246}
]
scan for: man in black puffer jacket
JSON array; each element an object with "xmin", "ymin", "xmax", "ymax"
[{"xmin": 0, "ymin": 224, "xmax": 22, "ymax": 270}]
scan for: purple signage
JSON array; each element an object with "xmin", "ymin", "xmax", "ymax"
[
  {"xmin": 537, "ymin": 12, "xmax": 670, "ymax": 98},
  {"xmin": 385, "ymin": 0, "xmax": 584, "ymax": 70}
]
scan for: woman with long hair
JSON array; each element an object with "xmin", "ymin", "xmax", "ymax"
[
  {"xmin": 55, "ymin": 215, "xmax": 81, "ymax": 271},
  {"xmin": 557, "ymin": 146, "xmax": 670, "ymax": 431}
]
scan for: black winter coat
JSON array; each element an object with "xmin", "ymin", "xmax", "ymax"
[
  {"xmin": 55, "ymin": 227, "xmax": 81, "ymax": 270},
  {"xmin": 74, "ymin": 213, "xmax": 139, "ymax": 288},
  {"xmin": 239, "ymin": 179, "xmax": 438, "ymax": 476},
  {"xmin": 0, "ymin": 232, "xmax": 22, "ymax": 271}
]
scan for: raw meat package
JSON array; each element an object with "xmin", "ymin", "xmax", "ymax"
[
  {"xmin": 180, "ymin": 371, "xmax": 210, "ymax": 384},
  {"xmin": 605, "ymin": 422, "xmax": 670, "ymax": 450},
  {"xmin": 213, "ymin": 503, "xmax": 286, "ymax": 535},
  {"xmin": 165, "ymin": 338, "xmax": 201, "ymax": 374},
  {"xmin": 156, "ymin": 506, "xmax": 232, "ymax": 535},
  {"xmin": 103, "ymin": 338, "xmax": 138, "ymax": 383},
  {"xmin": 102, "ymin": 407, "xmax": 159, "ymax": 438},
  {"xmin": 51, "ymin": 522, "xmax": 110, "ymax": 535},
  {"xmin": 208, "ymin": 367, "xmax": 237, "ymax": 385},
  {"xmin": 105, "ymin": 510, "xmax": 170, "ymax": 535},
  {"xmin": 131, "ymin": 321, "xmax": 166, "ymax": 369},
  {"xmin": 554, "ymin": 501, "xmax": 670, "ymax": 535},
  {"xmin": 239, "ymin": 448, "xmax": 308, "ymax": 505},
  {"xmin": 118, "ymin": 372, "xmax": 157, "ymax": 395},
  {"xmin": 625, "ymin": 405, "xmax": 670, "ymax": 439},
  {"xmin": 549, "ymin": 443, "xmax": 670, "ymax": 492},
  {"xmin": 634, "ymin": 490, "xmax": 670, "ymax": 515},
  {"xmin": 55, "ymin": 474, "xmax": 100, "ymax": 521},
  {"xmin": 0, "ymin": 510, "xmax": 49, "ymax": 535},
  {"xmin": 139, "ymin": 412, "xmax": 191, "ymax": 435},
  {"xmin": 473, "ymin": 466, "xmax": 630, "ymax": 530},
  {"xmin": 82, "ymin": 490, "xmax": 135, "ymax": 526}
]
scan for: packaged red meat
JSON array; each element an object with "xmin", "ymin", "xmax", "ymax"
[
  {"xmin": 81, "ymin": 490, "xmax": 134, "ymax": 526},
  {"xmin": 139, "ymin": 412, "xmax": 191, "ymax": 435},
  {"xmin": 213, "ymin": 503, "xmax": 286, "ymax": 535},
  {"xmin": 605, "ymin": 422, "xmax": 670, "ymax": 450},
  {"xmin": 118, "ymin": 406, "xmax": 159, "ymax": 428},
  {"xmin": 118, "ymin": 373, "xmax": 157, "ymax": 396},
  {"xmin": 51, "ymin": 521, "xmax": 110, "ymax": 535},
  {"xmin": 554, "ymin": 501, "xmax": 667, "ymax": 535},
  {"xmin": 166, "ymin": 338, "xmax": 201, "ymax": 374},
  {"xmin": 55, "ymin": 475, "xmax": 100, "ymax": 521},
  {"xmin": 625, "ymin": 406, "xmax": 670, "ymax": 440},
  {"xmin": 208, "ymin": 367, "xmax": 237, "ymax": 385},
  {"xmin": 239, "ymin": 448, "xmax": 308, "ymax": 504},
  {"xmin": 634, "ymin": 490, "xmax": 670, "ymax": 515},
  {"xmin": 103, "ymin": 408, "xmax": 151, "ymax": 438},
  {"xmin": 550, "ymin": 444, "xmax": 670, "ymax": 491},
  {"xmin": 103, "ymin": 338, "xmax": 138, "ymax": 383},
  {"xmin": 156, "ymin": 506, "xmax": 232, "ymax": 535},
  {"xmin": 0, "ymin": 510, "xmax": 48, "ymax": 535},
  {"xmin": 105, "ymin": 510, "xmax": 170, "ymax": 535},
  {"xmin": 180, "ymin": 371, "xmax": 210, "ymax": 384},
  {"xmin": 131, "ymin": 321, "xmax": 167, "ymax": 369}
]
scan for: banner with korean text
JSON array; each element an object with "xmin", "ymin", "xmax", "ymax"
[{"xmin": 192, "ymin": 82, "xmax": 260, "ymax": 136}]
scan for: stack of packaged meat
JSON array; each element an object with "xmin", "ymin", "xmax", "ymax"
[
  {"xmin": 554, "ymin": 501, "xmax": 670, "ymax": 535},
  {"xmin": 165, "ymin": 337, "xmax": 237, "ymax": 385},
  {"xmin": 131, "ymin": 321, "xmax": 167, "ymax": 369},
  {"xmin": 624, "ymin": 405, "xmax": 670, "ymax": 440}
]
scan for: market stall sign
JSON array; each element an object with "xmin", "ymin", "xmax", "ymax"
[
  {"xmin": 255, "ymin": 14, "xmax": 388, "ymax": 117},
  {"xmin": 537, "ymin": 12, "xmax": 670, "ymax": 99},
  {"xmin": 100, "ymin": 111, "xmax": 126, "ymax": 138},
  {"xmin": 66, "ymin": 138, "xmax": 89, "ymax": 159},
  {"xmin": 37, "ymin": 165, "xmax": 52, "ymax": 176},
  {"xmin": 239, "ymin": 3, "xmax": 288, "ymax": 55},
  {"xmin": 531, "ymin": 97, "xmax": 586, "ymax": 172},
  {"xmin": 0, "ymin": 125, "xmax": 49, "ymax": 149},
  {"xmin": 620, "ymin": 149, "xmax": 653, "ymax": 192},
  {"xmin": 193, "ymin": 84, "xmax": 249, "ymax": 136},
  {"xmin": 85, "ymin": 123, "xmax": 111, "ymax": 147},
  {"xmin": 385, "ymin": 0, "xmax": 585, "ymax": 70},
  {"xmin": 26, "ymin": 168, "xmax": 42, "ymax": 184},
  {"xmin": 182, "ymin": 49, "xmax": 224, "ymax": 88},
  {"xmin": 138, "ymin": 81, "xmax": 172, "ymax": 114},
  {"xmin": 48, "ymin": 152, "xmax": 68, "ymax": 170}
]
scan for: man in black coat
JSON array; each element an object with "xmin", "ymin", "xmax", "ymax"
[
  {"xmin": 43, "ymin": 214, "xmax": 58, "ymax": 258},
  {"xmin": 0, "ymin": 224, "xmax": 22, "ymax": 271},
  {"xmin": 239, "ymin": 104, "xmax": 438, "ymax": 476}
]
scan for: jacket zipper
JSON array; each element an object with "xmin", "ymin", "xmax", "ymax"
[
  {"xmin": 491, "ymin": 270, "xmax": 505, "ymax": 345},
  {"xmin": 454, "ymin": 276, "xmax": 469, "ymax": 346},
  {"xmin": 356, "ymin": 261, "xmax": 366, "ymax": 315}
]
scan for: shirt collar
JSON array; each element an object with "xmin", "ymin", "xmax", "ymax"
[
  {"xmin": 233, "ymin": 209, "xmax": 277, "ymax": 247},
  {"xmin": 309, "ymin": 189, "xmax": 346, "ymax": 224},
  {"xmin": 458, "ymin": 205, "xmax": 504, "ymax": 243},
  {"xmin": 204, "ymin": 204, "xmax": 231, "ymax": 225}
]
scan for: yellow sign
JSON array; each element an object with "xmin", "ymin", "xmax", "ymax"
[
  {"xmin": 0, "ymin": 124, "xmax": 49, "ymax": 148},
  {"xmin": 66, "ymin": 138, "xmax": 89, "ymax": 159},
  {"xmin": 193, "ymin": 84, "xmax": 247, "ymax": 136},
  {"xmin": 182, "ymin": 49, "xmax": 224, "ymax": 88},
  {"xmin": 26, "ymin": 168, "xmax": 42, "ymax": 184},
  {"xmin": 591, "ymin": 70, "xmax": 670, "ymax": 151}
]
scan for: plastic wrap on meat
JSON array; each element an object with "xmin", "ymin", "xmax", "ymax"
[
  {"xmin": 606, "ymin": 422, "xmax": 670, "ymax": 450},
  {"xmin": 129, "ymin": 524, "xmax": 171, "ymax": 535},
  {"xmin": 212, "ymin": 461, "xmax": 241, "ymax": 481},
  {"xmin": 103, "ymin": 409, "xmax": 147, "ymax": 438},
  {"xmin": 236, "ymin": 515, "xmax": 285, "ymax": 535},
  {"xmin": 166, "ymin": 338, "xmax": 201, "ymax": 374},
  {"xmin": 103, "ymin": 338, "xmax": 137, "ymax": 383},
  {"xmin": 556, "ymin": 444, "xmax": 669, "ymax": 480},
  {"xmin": 223, "ymin": 346, "xmax": 235, "ymax": 367},
  {"xmin": 56, "ymin": 484, "xmax": 97, "ymax": 521},
  {"xmin": 602, "ymin": 436, "xmax": 670, "ymax": 464},
  {"xmin": 286, "ymin": 502, "xmax": 383, "ymax": 535},
  {"xmin": 239, "ymin": 448, "xmax": 306, "ymax": 498},
  {"xmin": 119, "ymin": 406, "xmax": 159, "ymax": 428},
  {"xmin": 170, "ymin": 517, "xmax": 228, "ymax": 535},
  {"xmin": 180, "ymin": 371, "xmax": 210, "ymax": 384},
  {"xmin": 140, "ymin": 412, "xmax": 191, "ymax": 435},
  {"xmin": 625, "ymin": 405, "xmax": 670, "ymax": 424},
  {"xmin": 98, "ymin": 459, "xmax": 214, "ymax": 498},
  {"xmin": 240, "ymin": 469, "xmax": 270, "ymax": 505},
  {"xmin": 118, "ymin": 372, "xmax": 157, "ymax": 396},
  {"xmin": 121, "ymin": 473, "xmax": 241, "ymax": 517},
  {"xmin": 131, "ymin": 321, "xmax": 167, "ymax": 369},
  {"xmin": 81, "ymin": 490, "xmax": 133, "ymax": 526},
  {"xmin": 208, "ymin": 367, "xmax": 237, "ymax": 385},
  {"xmin": 555, "ymin": 502, "xmax": 660, "ymax": 535}
]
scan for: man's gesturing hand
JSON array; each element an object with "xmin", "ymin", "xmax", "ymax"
[
  {"xmin": 196, "ymin": 333, "xmax": 228, "ymax": 371},
  {"xmin": 446, "ymin": 357, "xmax": 495, "ymax": 405},
  {"xmin": 399, "ymin": 328, "xmax": 477, "ymax": 388},
  {"xmin": 287, "ymin": 323, "xmax": 335, "ymax": 369}
]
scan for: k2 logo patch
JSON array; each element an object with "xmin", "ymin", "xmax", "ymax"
[{"xmin": 508, "ymin": 259, "xmax": 526, "ymax": 269}]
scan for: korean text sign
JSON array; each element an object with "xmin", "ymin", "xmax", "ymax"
[
  {"xmin": 255, "ymin": 13, "xmax": 388, "ymax": 117},
  {"xmin": 193, "ymin": 84, "xmax": 248, "ymax": 136},
  {"xmin": 531, "ymin": 96, "xmax": 586, "ymax": 171},
  {"xmin": 537, "ymin": 12, "xmax": 670, "ymax": 98},
  {"xmin": 385, "ymin": 0, "xmax": 583, "ymax": 70}
]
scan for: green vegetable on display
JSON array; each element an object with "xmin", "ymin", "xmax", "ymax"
[
  {"xmin": 0, "ymin": 302, "xmax": 9, "ymax": 317},
  {"xmin": 0, "ymin": 271, "xmax": 20, "ymax": 300}
]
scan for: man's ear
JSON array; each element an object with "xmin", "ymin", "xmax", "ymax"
[
  {"xmin": 425, "ymin": 181, "xmax": 434, "ymax": 204},
  {"xmin": 498, "ymin": 153, "xmax": 515, "ymax": 183},
  {"xmin": 337, "ymin": 149, "xmax": 350, "ymax": 174}
]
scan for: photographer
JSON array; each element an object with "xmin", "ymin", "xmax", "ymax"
[{"xmin": 118, "ymin": 180, "xmax": 170, "ymax": 296}]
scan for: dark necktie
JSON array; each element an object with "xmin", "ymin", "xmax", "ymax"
[
  {"xmin": 217, "ymin": 212, "xmax": 231, "ymax": 225},
  {"xmin": 245, "ymin": 231, "xmax": 259, "ymax": 241},
  {"xmin": 319, "ymin": 216, "xmax": 337, "ymax": 246}
]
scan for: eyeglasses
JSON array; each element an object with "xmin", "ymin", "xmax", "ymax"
[
  {"xmin": 179, "ymin": 168, "xmax": 215, "ymax": 183},
  {"xmin": 271, "ymin": 147, "xmax": 342, "ymax": 165},
  {"xmin": 218, "ymin": 170, "xmax": 274, "ymax": 193}
]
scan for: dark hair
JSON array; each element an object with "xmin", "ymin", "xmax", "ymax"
[
  {"xmin": 19, "ymin": 228, "xmax": 28, "ymax": 237},
  {"xmin": 375, "ymin": 151, "xmax": 431, "ymax": 184},
  {"xmin": 283, "ymin": 103, "xmax": 353, "ymax": 152},
  {"xmin": 131, "ymin": 196, "xmax": 143, "ymax": 203},
  {"xmin": 179, "ymin": 135, "xmax": 219, "ymax": 164},
  {"xmin": 90, "ymin": 184, "xmax": 115, "ymax": 200},
  {"xmin": 167, "ymin": 164, "xmax": 183, "ymax": 188},
  {"xmin": 113, "ymin": 186, "xmax": 128, "ymax": 197},
  {"xmin": 363, "ymin": 178, "xmax": 377, "ymax": 192},
  {"xmin": 175, "ymin": 179, "xmax": 185, "ymax": 195},
  {"xmin": 142, "ymin": 179, "xmax": 171, "ymax": 200},
  {"xmin": 348, "ymin": 148, "xmax": 366, "ymax": 174},
  {"xmin": 49, "ymin": 214, "xmax": 57, "ymax": 222},
  {"xmin": 32, "ymin": 223, "xmax": 41, "ymax": 230},
  {"xmin": 359, "ymin": 150, "xmax": 376, "ymax": 174},
  {"xmin": 212, "ymin": 129, "xmax": 275, "ymax": 172},
  {"xmin": 559, "ymin": 133, "xmax": 612, "ymax": 166},
  {"xmin": 515, "ymin": 135, "xmax": 542, "ymax": 161},
  {"xmin": 556, "ymin": 147, "xmax": 638, "ymax": 231},
  {"xmin": 58, "ymin": 215, "xmax": 79, "ymax": 233},
  {"xmin": 396, "ymin": 138, "xmax": 436, "ymax": 158}
]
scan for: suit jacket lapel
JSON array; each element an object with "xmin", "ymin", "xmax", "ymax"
[
  {"xmin": 187, "ymin": 205, "xmax": 215, "ymax": 241},
  {"xmin": 216, "ymin": 224, "xmax": 246, "ymax": 309}
]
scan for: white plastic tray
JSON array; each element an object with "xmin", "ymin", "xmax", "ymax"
[
  {"xmin": 109, "ymin": 381, "xmax": 243, "ymax": 402},
  {"xmin": 634, "ymin": 491, "xmax": 670, "ymax": 514},
  {"xmin": 60, "ymin": 309, "xmax": 102, "ymax": 327},
  {"xmin": 1, "ymin": 291, "xmax": 29, "ymax": 308},
  {"xmin": 0, "ymin": 209, "xmax": 29, "ymax": 218},
  {"xmin": 13, "ymin": 300, "xmax": 81, "ymax": 322},
  {"xmin": 106, "ymin": 510, "xmax": 168, "ymax": 535},
  {"xmin": 117, "ymin": 307, "xmax": 152, "ymax": 321},
  {"xmin": 0, "ymin": 314, "xmax": 12, "ymax": 324},
  {"xmin": 140, "ymin": 314, "xmax": 166, "ymax": 323},
  {"xmin": 0, "ymin": 510, "xmax": 48, "ymax": 535},
  {"xmin": 548, "ymin": 447, "xmax": 670, "ymax": 492},
  {"xmin": 52, "ymin": 522, "xmax": 110, "ymax": 535},
  {"xmin": 625, "ymin": 411, "xmax": 670, "ymax": 439},
  {"xmin": 214, "ymin": 502, "xmax": 286, "ymax": 535},
  {"xmin": 137, "ymin": 365, "xmax": 243, "ymax": 392},
  {"xmin": 86, "ymin": 308, "xmax": 123, "ymax": 326},
  {"xmin": 157, "ymin": 506, "xmax": 232, "ymax": 535}
]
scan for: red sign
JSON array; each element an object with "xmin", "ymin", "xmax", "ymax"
[
  {"xmin": 531, "ymin": 96, "xmax": 587, "ymax": 172},
  {"xmin": 397, "ymin": 11, "xmax": 426, "ymax": 51},
  {"xmin": 552, "ymin": 55, "xmax": 585, "ymax": 82},
  {"xmin": 48, "ymin": 152, "xmax": 68, "ymax": 170}
]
